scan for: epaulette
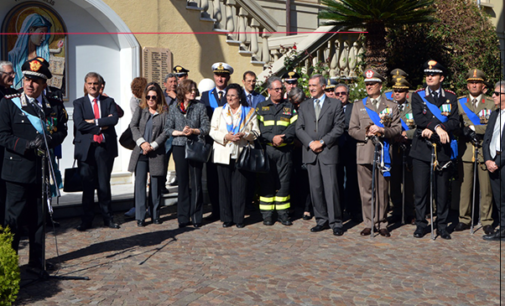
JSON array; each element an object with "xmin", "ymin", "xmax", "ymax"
[
  {"xmin": 415, "ymin": 88, "xmax": 423, "ymax": 93},
  {"xmin": 457, "ymin": 96, "xmax": 466, "ymax": 100},
  {"xmin": 445, "ymin": 89, "xmax": 456, "ymax": 95},
  {"xmin": 4, "ymin": 93, "xmax": 21, "ymax": 99}
]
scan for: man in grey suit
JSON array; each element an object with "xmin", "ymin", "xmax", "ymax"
[{"xmin": 296, "ymin": 74, "xmax": 346, "ymax": 236}]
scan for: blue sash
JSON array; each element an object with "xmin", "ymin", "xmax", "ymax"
[
  {"xmin": 208, "ymin": 89, "xmax": 219, "ymax": 110},
  {"xmin": 400, "ymin": 118, "xmax": 410, "ymax": 131},
  {"xmin": 11, "ymin": 97, "xmax": 45, "ymax": 134},
  {"xmin": 458, "ymin": 97, "xmax": 482, "ymax": 126},
  {"xmin": 417, "ymin": 90, "xmax": 458, "ymax": 160},
  {"xmin": 418, "ymin": 90, "xmax": 447, "ymax": 122},
  {"xmin": 384, "ymin": 91, "xmax": 393, "ymax": 101},
  {"xmin": 363, "ymin": 97, "xmax": 391, "ymax": 177}
]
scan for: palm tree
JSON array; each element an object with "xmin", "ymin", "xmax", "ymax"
[{"xmin": 319, "ymin": 0, "xmax": 437, "ymax": 75}]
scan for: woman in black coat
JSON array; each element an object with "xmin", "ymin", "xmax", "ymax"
[
  {"xmin": 165, "ymin": 79, "xmax": 210, "ymax": 228},
  {"xmin": 128, "ymin": 82, "xmax": 169, "ymax": 226}
]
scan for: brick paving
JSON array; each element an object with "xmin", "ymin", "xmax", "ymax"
[{"xmin": 14, "ymin": 206, "xmax": 505, "ymax": 305}]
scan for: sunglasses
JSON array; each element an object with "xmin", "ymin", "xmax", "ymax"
[
  {"xmin": 393, "ymin": 90, "xmax": 407, "ymax": 93},
  {"xmin": 324, "ymin": 88, "xmax": 334, "ymax": 92},
  {"xmin": 492, "ymin": 91, "xmax": 505, "ymax": 96},
  {"xmin": 335, "ymin": 92, "xmax": 347, "ymax": 96},
  {"xmin": 146, "ymin": 95, "xmax": 157, "ymax": 100}
]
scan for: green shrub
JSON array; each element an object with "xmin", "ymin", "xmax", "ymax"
[{"xmin": 0, "ymin": 226, "xmax": 20, "ymax": 306}]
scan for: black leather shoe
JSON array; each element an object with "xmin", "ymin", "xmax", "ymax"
[
  {"xmin": 483, "ymin": 229, "xmax": 505, "ymax": 241},
  {"xmin": 311, "ymin": 224, "xmax": 328, "ymax": 232},
  {"xmin": 193, "ymin": 223, "xmax": 202, "ymax": 228},
  {"xmin": 483, "ymin": 225, "xmax": 494, "ymax": 235},
  {"xmin": 236, "ymin": 223, "xmax": 245, "ymax": 228},
  {"xmin": 263, "ymin": 218, "xmax": 274, "ymax": 226},
  {"xmin": 104, "ymin": 220, "xmax": 120, "ymax": 229},
  {"xmin": 302, "ymin": 214, "xmax": 312, "ymax": 221},
  {"xmin": 137, "ymin": 220, "xmax": 145, "ymax": 227},
  {"xmin": 438, "ymin": 229, "xmax": 451, "ymax": 240},
  {"xmin": 76, "ymin": 222, "xmax": 92, "ymax": 232},
  {"xmin": 454, "ymin": 222, "xmax": 470, "ymax": 232},
  {"xmin": 223, "ymin": 222, "xmax": 233, "ymax": 228},
  {"xmin": 280, "ymin": 219, "xmax": 293, "ymax": 226},
  {"xmin": 153, "ymin": 219, "xmax": 163, "ymax": 225},
  {"xmin": 333, "ymin": 227, "xmax": 344, "ymax": 236},
  {"xmin": 179, "ymin": 222, "xmax": 189, "ymax": 228},
  {"xmin": 413, "ymin": 227, "xmax": 425, "ymax": 238}
]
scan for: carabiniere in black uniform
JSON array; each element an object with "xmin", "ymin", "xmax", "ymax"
[
  {"xmin": 0, "ymin": 58, "xmax": 68, "ymax": 271},
  {"xmin": 256, "ymin": 97, "xmax": 297, "ymax": 224},
  {"xmin": 410, "ymin": 60, "xmax": 459, "ymax": 239}
]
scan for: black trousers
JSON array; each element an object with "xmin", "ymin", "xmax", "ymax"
[
  {"xmin": 291, "ymin": 146, "xmax": 312, "ymax": 213},
  {"xmin": 337, "ymin": 153, "xmax": 361, "ymax": 218},
  {"xmin": 4, "ymin": 181, "xmax": 45, "ymax": 269},
  {"xmin": 217, "ymin": 159, "xmax": 248, "ymax": 224},
  {"xmin": 412, "ymin": 158, "xmax": 450, "ymax": 230},
  {"xmin": 206, "ymin": 160, "xmax": 220, "ymax": 217},
  {"xmin": 489, "ymin": 159, "xmax": 505, "ymax": 227},
  {"xmin": 173, "ymin": 146, "xmax": 203, "ymax": 224},
  {"xmin": 78, "ymin": 144, "xmax": 114, "ymax": 224},
  {"xmin": 134, "ymin": 155, "xmax": 162, "ymax": 221},
  {"xmin": 259, "ymin": 146, "xmax": 292, "ymax": 218}
]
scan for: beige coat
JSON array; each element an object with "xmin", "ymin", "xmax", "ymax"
[
  {"xmin": 348, "ymin": 94, "xmax": 402, "ymax": 165},
  {"xmin": 209, "ymin": 106, "xmax": 260, "ymax": 165}
]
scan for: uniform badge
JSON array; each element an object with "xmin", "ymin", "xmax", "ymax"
[
  {"xmin": 440, "ymin": 104, "xmax": 451, "ymax": 116},
  {"xmin": 283, "ymin": 107, "xmax": 291, "ymax": 115},
  {"xmin": 423, "ymin": 108, "xmax": 427, "ymax": 115},
  {"xmin": 20, "ymin": 94, "xmax": 28, "ymax": 107},
  {"xmin": 46, "ymin": 102, "xmax": 51, "ymax": 108},
  {"xmin": 262, "ymin": 106, "xmax": 270, "ymax": 111}
]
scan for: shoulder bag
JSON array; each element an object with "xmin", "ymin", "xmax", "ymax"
[{"xmin": 236, "ymin": 131, "xmax": 269, "ymax": 173}]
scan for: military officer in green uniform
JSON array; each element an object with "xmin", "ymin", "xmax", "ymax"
[
  {"xmin": 389, "ymin": 75, "xmax": 416, "ymax": 224},
  {"xmin": 455, "ymin": 69, "xmax": 494, "ymax": 235}
]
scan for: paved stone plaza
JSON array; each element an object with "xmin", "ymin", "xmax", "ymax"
[{"xmin": 14, "ymin": 206, "xmax": 504, "ymax": 305}]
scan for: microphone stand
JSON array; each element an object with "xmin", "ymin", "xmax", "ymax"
[{"xmin": 24, "ymin": 100, "xmax": 89, "ymax": 284}]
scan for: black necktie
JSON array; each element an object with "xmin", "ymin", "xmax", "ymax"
[
  {"xmin": 218, "ymin": 91, "xmax": 223, "ymax": 101},
  {"xmin": 432, "ymin": 92, "xmax": 438, "ymax": 99}
]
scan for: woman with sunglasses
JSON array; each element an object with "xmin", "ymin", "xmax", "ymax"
[
  {"xmin": 128, "ymin": 82, "xmax": 169, "ymax": 226},
  {"xmin": 165, "ymin": 79, "xmax": 210, "ymax": 228}
]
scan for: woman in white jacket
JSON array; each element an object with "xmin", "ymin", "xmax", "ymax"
[{"xmin": 209, "ymin": 83, "xmax": 260, "ymax": 228}]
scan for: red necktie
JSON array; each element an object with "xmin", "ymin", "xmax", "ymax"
[{"xmin": 93, "ymin": 98, "xmax": 103, "ymax": 143}]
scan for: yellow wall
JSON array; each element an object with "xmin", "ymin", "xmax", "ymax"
[{"xmin": 104, "ymin": 0, "xmax": 264, "ymax": 84}]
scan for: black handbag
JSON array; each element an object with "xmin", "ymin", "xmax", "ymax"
[
  {"xmin": 63, "ymin": 160, "xmax": 83, "ymax": 192},
  {"xmin": 119, "ymin": 126, "xmax": 135, "ymax": 150},
  {"xmin": 236, "ymin": 134, "xmax": 270, "ymax": 173},
  {"xmin": 185, "ymin": 139, "xmax": 212, "ymax": 163}
]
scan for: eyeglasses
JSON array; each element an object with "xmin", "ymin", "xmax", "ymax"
[
  {"xmin": 271, "ymin": 87, "xmax": 283, "ymax": 92},
  {"xmin": 146, "ymin": 95, "xmax": 157, "ymax": 100},
  {"xmin": 335, "ymin": 91, "xmax": 348, "ymax": 96},
  {"xmin": 0, "ymin": 71, "xmax": 15, "ymax": 77},
  {"xmin": 492, "ymin": 91, "xmax": 505, "ymax": 96}
]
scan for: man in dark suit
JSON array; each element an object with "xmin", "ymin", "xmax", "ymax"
[
  {"xmin": 73, "ymin": 72, "xmax": 119, "ymax": 231},
  {"xmin": 0, "ymin": 58, "xmax": 67, "ymax": 272},
  {"xmin": 242, "ymin": 71, "xmax": 265, "ymax": 109},
  {"xmin": 0, "ymin": 61, "xmax": 17, "ymax": 226},
  {"xmin": 335, "ymin": 83, "xmax": 361, "ymax": 222},
  {"xmin": 200, "ymin": 62, "xmax": 233, "ymax": 221},
  {"xmin": 482, "ymin": 81, "xmax": 505, "ymax": 240},
  {"xmin": 410, "ymin": 60, "xmax": 459, "ymax": 240},
  {"xmin": 296, "ymin": 74, "xmax": 346, "ymax": 236}
]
